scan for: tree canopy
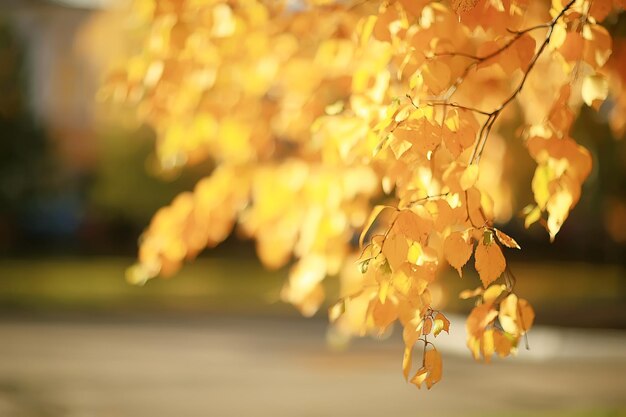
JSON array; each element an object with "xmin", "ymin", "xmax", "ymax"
[{"xmin": 102, "ymin": 0, "xmax": 626, "ymax": 389}]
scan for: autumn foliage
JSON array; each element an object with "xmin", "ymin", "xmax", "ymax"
[{"xmin": 102, "ymin": 0, "xmax": 626, "ymax": 389}]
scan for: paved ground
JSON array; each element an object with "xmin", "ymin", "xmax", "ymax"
[{"xmin": 0, "ymin": 315, "xmax": 625, "ymax": 417}]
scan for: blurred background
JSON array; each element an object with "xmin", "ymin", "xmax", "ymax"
[{"xmin": 0, "ymin": 1, "xmax": 625, "ymax": 416}]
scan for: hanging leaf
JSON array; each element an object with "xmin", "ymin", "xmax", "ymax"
[
  {"xmin": 444, "ymin": 231, "xmax": 474, "ymax": 276},
  {"xmin": 475, "ymin": 242, "xmax": 506, "ymax": 288},
  {"xmin": 494, "ymin": 229, "xmax": 521, "ymax": 250}
]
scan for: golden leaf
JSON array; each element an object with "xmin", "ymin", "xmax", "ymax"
[
  {"xmin": 382, "ymin": 232, "xmax": 410, "ymax": 272},
  {"xmin": 493, "ymin": 329, "xmax": 514, "ymax": 357},
  {"xmin": 524, "ymin": 205, "xmax": 542, "ymax": 229},
  {"xmin": 443, "ymin": 231, "xmax": 474, "ymax": 276},
  {"xmin": 433, "ymin": 312, "xmax": 451, "ymax": 336},
  {"xmin": 395, "ymin": 208, "xmax": 434, "ymax": 245},
  {"xmin": 411, "ymin": 348, "xmax": 443, "ymax": 389},
  {"xmin": 582, "ymin": 74, "xmax": 609, "ymax": 107},
  {"xmin": 328, "ymin": 299, "xmax": 346, "ymax": 323},
  {"xmin": 371, "ymin": 298, "xmax": 399, "ymax": 331},
  {"xmin": 282, "ymin": 255, "xmax": 327, "ymax": 316},
  {"xmin": 403, "ymin": 319, "xmax": 423, "ymax": 348},
  {"xmin": 424, "ymin": 348, "xmax": 443, "ymax": 389},
  {"xmin": 517, "ymin": 298, "xmax": 535, "ymax": 334},
  {"xmin": 481, "ymin": 329, "xmax": 495, "ymax": 363},
  {"xmin": 483, "ymin": 284, "xmax": 506, "ymax": 304},
  {"xmin": 466, "ymin": 304, "xmax": 498, "ymax": 339},
  {"xmin": 460, "ymin": 165, "xmax": 480, "ymax": 191},
  {"xmin": 459, "ymin": 286, "xmax": 483, "ymax": 300},
  {"xmin": 410, "ymin": 368, "xmax": 428, "ymax": 389},
  {"xmin": 109, "ymin": 0, "xmax": 614, "ymax": 389},
  {"xmin": 474, "ymin": 242, "xmax": 506, "ymax": 288},
  {"xmin": 402, "ymin": 345, "xmax": 413, "ymax": 381},
  {"xmin": 499, "ymin": 293, "xmax": 519, "ymax": 335}
]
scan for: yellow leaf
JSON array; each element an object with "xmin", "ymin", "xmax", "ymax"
[
  {"xmin": 328, "ymin": 299, "xmax": 345, "ymax": 323},
  {"xmin": 282, "ymin": 255, "xmax": 327, "ymax": 316},
  {"xmin": 371, "ymin": 298, "xmax": 398, "ymax": 331},
  {"xmin": 459, "ymin": 286, "xmax": 483, "ymax": 299},
  {"xmin": 460, "ymin": 164, "xmax": 479, "ymax": 191},
  {"xmin": 402, "ymin": 346, "xmax": 413, "ymax": 381},
  {"xmin": 499, "ymin": 293, "xmax": 519, "ymax": 335},
  {"xmin": 407, "ymin": 242, "xmax": 423, "ymax": 264},
  {"xmin": 382, "ymin": 233, "xmax": 410, "ymax": 272},
  {"xmin": 581, "ymin": 74, "xmax": 609, "ymax": 107},
  {"xmin": 410, "ymin": 368, "xmax": 428, "ymax": 389},
  {"xmin": 444, "ymin": 231, "xmax": 474, "ymax": 276},
  {"xmin": 481, "ymin": 329, "xmax": 495, "ymax": 363},
  {"xmin": 550, "ymin": 22, "xmax": 567, "ymax": 49},
  {"xmin": 467, "ymin": 335, "xmax": 481, "ymax": 360},
  {"xmin": 389, "ymin": 135, "xmax": 413, "ymax": 159},
  {"xmin": 547, "ymin": 190, "xmax": 574, "ymax": 241},
  {"xmin": 395, "ymin": 208, "xmax": 433, "ymax": 245},
  {"xmin": 483, "ymin": 284, "xmax": 505, "ymax": 304},
  {"xmin": 422, "ymin": 60, "xmax": 451, "ymax": 94},
  {"xmin": 474, "ymin": 242, "xmax": 506, "ymax": 288},
  {"xmin": 391, "ymin": 265, "xmax": 413, "ymax": 295},
  {"xmin": 532, "ymin": 164, "xmax": 551, "ymax": 210},
  {"xmin": 403, "ymin": 320, "xmax": 422, "ymax": 348},
  {"xmin": 324, "ymin": 100, "xmax": 344, "ymax": 115},
  {"xmin": 379, "ymin": 279, "xmax": 390, "ymax": 303},
  {"xmin": 524, "ymin": 205, "xmax": 542, "ymax": 229},
  {"xmin": 433, "ymin": 312, "xmax": 450, "ymax": 336}
]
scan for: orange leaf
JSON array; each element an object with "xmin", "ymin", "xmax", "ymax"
[
  {"xmin": 474, "ymin": 242, "xmax": 506, "ymax": 288},
  {"xmin": 493, "ymin": 330, "xmax": 514, "ymax": 357},
  {"xmin": 410, "ymin": 368, "xmax": 428, "ymax": 389},
  {"xmin": 395, "ymin": 208, "xmax": 433, "ymax": 245},
  {"xmin": 381, "ymin": 233, "xmax": 410, "ymax": 272},
  {"xmin": 444, "ymin": 231, "xmax": 474, "ymax": 276},
  {"xmin": 517, "ymin": 298, "xmax": 535, "ymax": 334},
  {"xmin": 411, "ymin": 348, "xmax": 443, "ymax": 389},
  {"xmin": 424, "ymin": 348, "xmax": 442, "ymax": 389},
  {"xmin": 371, "ymin": 298, "xmax": 398, "ymax": 331},
  {"xmin": 433, "ymin": 312, "xmax": 450, "ymax": 336},
  {"xmin": 466, "ymin": 303, "xmax": 498, "ymax": 339},
  {"xmin": 422, "ymin": 317, "xmax": 433, "ymax": 335}
]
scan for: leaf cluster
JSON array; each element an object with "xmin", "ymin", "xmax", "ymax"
[{"xmin": 107, "ymin": 0, "xmax": 626, "ymax": 389}]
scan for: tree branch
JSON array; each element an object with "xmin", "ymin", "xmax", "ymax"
[{"xmin": 423, "ymin": 0, "xmax": 578, "ymax": 165}]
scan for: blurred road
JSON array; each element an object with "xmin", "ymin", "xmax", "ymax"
[{"xmin": 0, "ymin": 316, "xmax": 625, "ymax": 417}]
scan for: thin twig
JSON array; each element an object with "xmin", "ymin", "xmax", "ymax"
[{"xmin": 471, "ymin": 0, "xmax": 576, "ymax": 163}]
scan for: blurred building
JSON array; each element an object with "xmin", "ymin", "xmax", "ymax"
[
  {"xmin": 0, "ymin": 0, "xmax": 137, "ymax": 254},
  {"xmin": 5, "ymin": 0, "xmax": 123, "ymax": 170}
]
